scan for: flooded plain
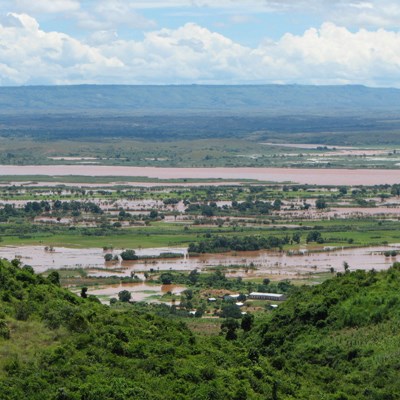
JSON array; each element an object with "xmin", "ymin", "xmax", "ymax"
[
  {"xmin": 0, "ymin": 246, "xmax": 187, "ymax": 273},
  {"xmin": 1, "ymin": 244, "xmax": 397, "ymax": 278},
  {"xmin": 79, "ymin": 282, "xmax": 187, "ymax": 304},
  {"xmin": 1, "ymin": 165, "xmax": 400, "ymax": 185}
]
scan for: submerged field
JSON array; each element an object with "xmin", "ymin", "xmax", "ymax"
[{"xmin": 1, "ymin": 176, "xmax": 400, "ymax": 305}]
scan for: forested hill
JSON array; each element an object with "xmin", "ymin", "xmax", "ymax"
[
  {"xmin": 1, "ymin": 258, "xmax": 400, "ymax": 399},
  {"xmin": 249, "ymin": 266, "xmax": 400, "ymax": 399},
  {"xmin": 1, "ymin": 84, "xmax": 399, "ymax": 114}
]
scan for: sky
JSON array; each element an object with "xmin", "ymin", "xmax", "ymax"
[{"xmin": 0, "ymin": 0, "xmax": 400, "ymax": 86}]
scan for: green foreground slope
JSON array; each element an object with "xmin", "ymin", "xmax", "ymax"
[
  {"xmin": 252, "ymin": 267, "xmax": 400, "ymax": 399},
  {"xmin": 0, "ymin": 259, "xmax": 400, "ymax": 399}
]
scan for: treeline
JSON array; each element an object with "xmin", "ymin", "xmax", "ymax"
[
  {"xmin": 188, "ymin": 234, "xmax": 290, "ymax": 253},
  {"xmin": 186, "ymin": 199, "xmax": 281, "ymax": 217},
  {"xmin": 0, "ymin": 200, "xmax": 102, "ymax": 220}
]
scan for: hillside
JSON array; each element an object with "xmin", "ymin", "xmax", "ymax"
[
  {"xmin": 251, "ymin": 266, "xmax": 400, "ymax": 399},
  {"xmin": 1, "ymin": 259, "xmax": 400, "ymax": 399}
]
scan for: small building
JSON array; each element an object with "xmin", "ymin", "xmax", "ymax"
[
  {"xmin": 249, "ymin": 292, "xmax": 286, "ymax": 301},
  {"xmin": 208, "ymin": 297, "xmax": 217, "ymax": 302},
  {"xmin": 235, "ymin": 302, "xmax": 244, "ymax": 307},
  {"xmin": 224, "ymin": 294, "xmax": 240, "ymax": 301}
]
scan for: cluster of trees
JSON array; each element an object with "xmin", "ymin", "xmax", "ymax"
[
  {"xmin": 186, "ymin": 199, "xmax": 282, "ymax": 217},
  {"xmin": 188, "ymin": 235, "xmax": 290, "ymax": 253},
  {"xmin": 158, "ymin": 269, "xmax": 244, "ymax": 290},
  {"xmin": 113, "ymin": 250, "xmax": 184, "ymax": 262},
  {"xmin": 156, "ymin": 270, "xmax": 295, "ymax": 297},
  {"xmin": 0, "ymin": 200, "xmax": 102, "ymax": 220},
  {"xmin": 306, "ymin": 230, "xmax": 325, "ymax": 243}
]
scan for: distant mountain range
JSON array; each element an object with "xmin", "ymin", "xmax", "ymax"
[
  {"xmin": 0, "ymin": 85, "xmax": 399, "ymax": 144},
  {"xmin": 0, "ymin": 84, "xmax": 399, "ymax": 114}
]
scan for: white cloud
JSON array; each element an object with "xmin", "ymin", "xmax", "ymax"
[
  {"xmin": 75, "ymin": 1, "xmax": 157, "ymax": 31},
  {"xmin": 0, "ymin": 13, "xmax": 123, "ymax": 85},
  {"xmin": 0, "ymin": 14, "xmax": 400, "ymax": 86},
  {"xmin": 0, "ymin": 0, "xmax": 399, "ymax": 35},
  {"xmin": 14, "ymin": 0, "xmax": 80, "ymax": 14},
  {"xmin": 125, "ymin": 0, "xmax": 400, "ymax": 30}
]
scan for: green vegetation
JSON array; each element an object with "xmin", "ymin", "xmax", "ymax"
[
  {"xmin": 1, "ymin": 257, "xmax": 400, "ymax": 398},
  {"xmin": 188, "ymin": 235, "xmax": 290, "ymax": 253}
]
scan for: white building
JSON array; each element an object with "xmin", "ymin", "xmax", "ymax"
[{"xmin": 249, "ymin": 292, "xmax": 286, "ymax": 301}]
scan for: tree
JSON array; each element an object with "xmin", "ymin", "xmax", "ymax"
[
  {"xmin": 343, "ymin": 262, "xmax": 350, "ymax": 273},
  {"xmin": 11, "ymin": 258, "xmax": 21, "ymax": 268},
  {"xmin": 160, "ymin": 273, "xmax": 173, "ymax": 285},
  {"xmin": 292, "ymin": 232, "xmax": 301, "ymax": 244},
  {"xmin": 118, "ymin": 290, "xmax": 131, "ymax": 302},
  {"xmin": 188, "ymin": 269, "xmax": 199, "ymax": 284},
  {"xmin": 149, "ymin": 210, "xmax": 158, "ymax": 219},
  {"xmin": 201, "ymin": 205, "xmax": 214, "ymax": 217},
  {"xmin": 104, "ymin": 253, "xmax": 113, "ymax": 262},
  {"xmin": 221, "ymin": 304, "xmax": 242, "ymax": 319},
  {"xmin": 120, "ymin": 249, "xmax": 138, "ymax": 261},
  {"xmin": 22, "ymin": 265, "xmax": 34, "ymax": 274},
  {"xmin": 316, "ymin": 198, "xmax": 327, "ymax": 210},
  {"xmin": 241, "ymin": 313, "xmax": 254, "ymax": 332},
  {"xmin": 221, "ymin": 318, "xmax": 240, "ymax": 340},
  {"xmin": 273, "ymin": 199, "xmax": 282, "ymax": 211},
  {"xmin": 80, "ymin": 287, "xmax": 88, "ymax": 298},
  {"xmin": 47, "ymin": 271, "xmax": 60, "ymax": 286},
  {"xmin": 262, "ymin": 278, "xmax": 271, "ymax": 286},
  {"xmin": 391, "ymin": 184, "xmax": 400, "ymax": 196},
  {"xmin": 306, "ymin": 231, "xmax": 324, "ymax": 244}
]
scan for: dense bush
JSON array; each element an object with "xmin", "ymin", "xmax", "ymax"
[
  {"xmin": 188, "ymin": 235, "xmax": 289, "ymax": 253},
  {"xmin": 1, "ymin": 258, "xmax": 400, "ymax": 399}
]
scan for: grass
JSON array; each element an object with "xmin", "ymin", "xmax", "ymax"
[
  {"xmin": 0, "ymin": 319, "xmax": 65, "ymax": 377},
  {"xmin": 0, "ymin": 231, "xmax": 194, "ymax": 248},
  {"xmin": 184, "ymin": 318, "xmax": 221, "ymax": 336},
  {"xmin": 1, "ymin": 217, "xmax": 400, "ymax": 250}
]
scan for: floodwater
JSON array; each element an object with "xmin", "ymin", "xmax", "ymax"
[
  {"xmin": 279, "ymin": 206, "xmax": 400, "ymax": 220},
  {"xmin": 1, "ymin": 165, "xmax": 400, "ymax": 185},
  {"xmin": 82, "ymin": 282, "xmax": 186, "ymax": 304},
  {"xmin": 0, "ymin": 246, "xmax": 187, "ymax": 273},
  {"xmin": 262, "ymin": 143, "xmax": 390, "ymax": 156},
  {"xmin": 262, "ymin": 143, "xmax": 356, "ymax": 150},
  {"xmin": 0, "ymin": 181, "xmax": 243, "ymax": 188},
  {"xmin": 0, "ymin": 244, "xmax": 397, "ymax": 278},
  {"xmin": 48, "ymin": 157, "xmax": 99, "ymax": 161},
  {"xmin": 125, "ymin": 246, "xmax": 398, "ymax": 278}
]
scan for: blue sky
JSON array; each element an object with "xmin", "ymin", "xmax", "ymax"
[{"xmin": 0, "ymin": 0, "xmax": 399, "ymax": 86}]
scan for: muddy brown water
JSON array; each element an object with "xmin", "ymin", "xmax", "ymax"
[
  {"xmin": 1, "ymin": 165, "xmax": 400, "ymax": 185},
  {"xmin": 1, "ymin": 245, "xmax": 397, "ymax": 278},
  {"xmin": 78, "ymin": 282, "xmax": 187, "ymax": 304}
]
